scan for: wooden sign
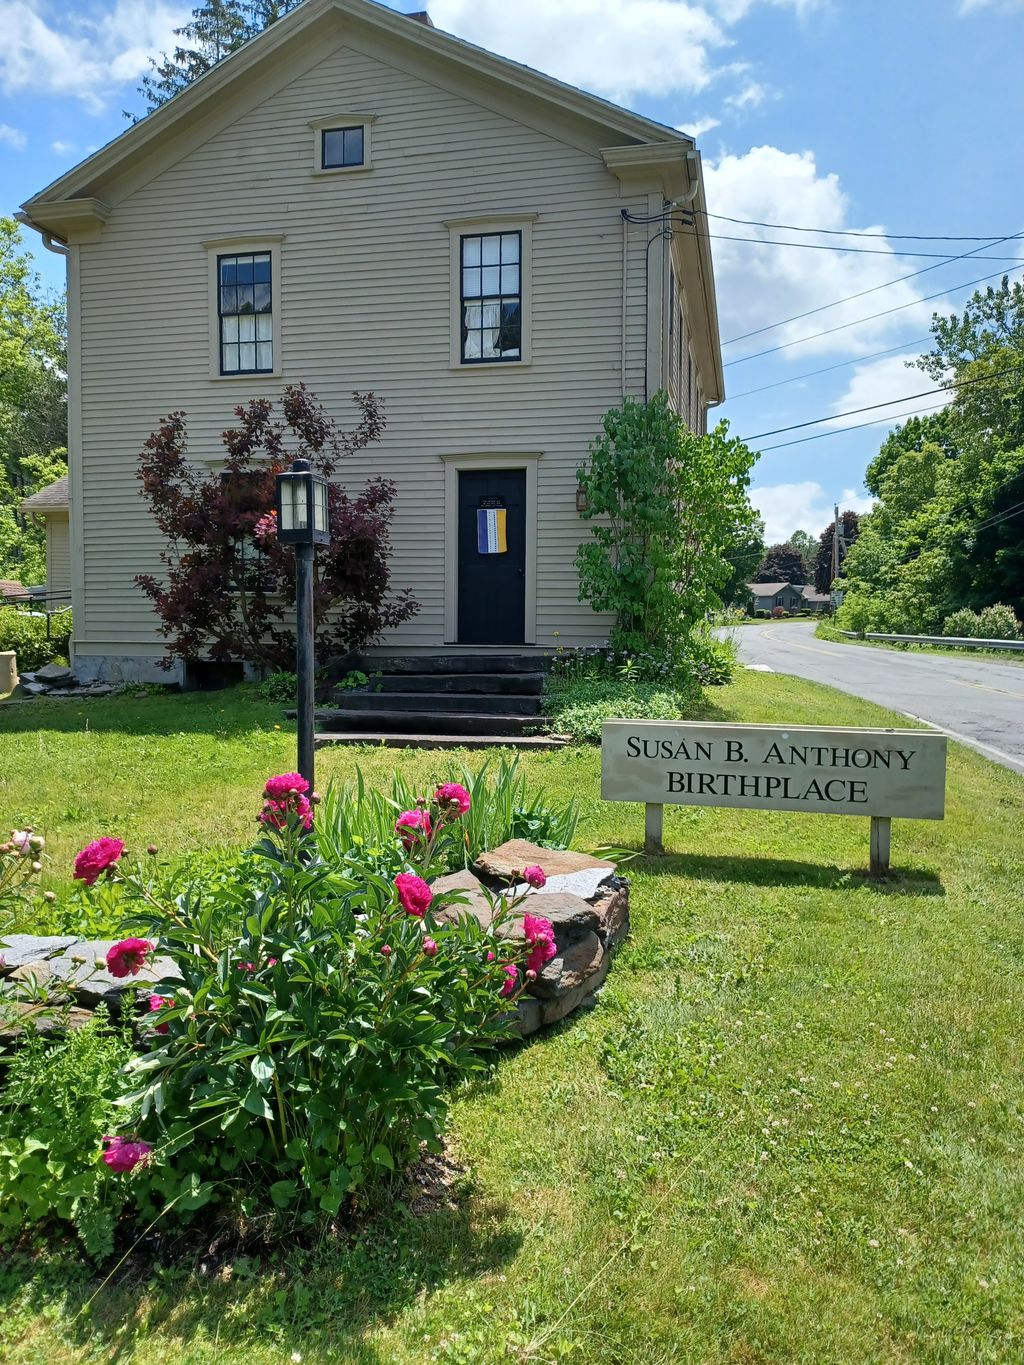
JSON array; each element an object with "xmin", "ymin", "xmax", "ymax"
[{"xmin": 601, "ymin": 721, "xmax": 947, "ymax": 874}]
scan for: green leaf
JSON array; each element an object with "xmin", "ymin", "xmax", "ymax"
[
  {"xmin": 371, "ymin": 1142, "xmax": 394, "ymax": 1170},
  {"xmin": 241, "ymin": 1087, "xmax": 273, "ymax": 1119}
]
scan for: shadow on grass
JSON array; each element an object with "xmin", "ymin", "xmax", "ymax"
[
  {"xmin": 0, "ymin": 686, "xmax": 287, "ymax": 740},
  {"xmin": 634, "ymin": 851, "xmax": 945, "ymax": 895},
  {"xmin": 0, "ymin": 1182, "xmax": 520, "ymax": 1363}
]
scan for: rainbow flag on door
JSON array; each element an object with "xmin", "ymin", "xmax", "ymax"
[{"xmin": 477, "ymin": 506, "xmax": 508, "ymax": 554}]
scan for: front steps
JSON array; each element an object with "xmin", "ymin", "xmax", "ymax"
[{"xmin": 293, "ymin": 653, "xmax": 565, "ymax": 750}]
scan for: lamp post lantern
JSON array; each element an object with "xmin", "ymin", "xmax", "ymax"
[{"xmin": 275, "ymin": 458, "xmax": 329, "ymax": 790}]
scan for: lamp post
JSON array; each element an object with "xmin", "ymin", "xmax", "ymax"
[{"xmin": 275, "ymin": 458, "xmax": 329, "ymax": 789}]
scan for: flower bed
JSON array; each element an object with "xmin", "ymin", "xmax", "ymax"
[{"xmin": 0, "ymin": 769, "xmax": 628, "ymax": 1253}]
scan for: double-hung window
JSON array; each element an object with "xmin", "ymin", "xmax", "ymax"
[
  {"xmin": 218, "ymin": 252, "xmax": 273, "ymax": 374},
  {"xmin": 460, "ymin": 231, "xmax": 522, "ymax": 363}
]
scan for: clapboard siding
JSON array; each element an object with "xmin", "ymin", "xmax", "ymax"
[
  {"xmin": 72, "ymin": 34, "xmax": 702, "ymax": 655},
  {"xmin": 45, "ymin": 514, "xmax": 72, "ymax": 606}
]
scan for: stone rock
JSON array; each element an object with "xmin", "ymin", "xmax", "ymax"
[
  {"xmin": 430, "ymin": 869, "xmax": 495, "ymax": 929},
  {"xmin": 540, "ymin": 950, "xmax": 611, "ymax": 1026},
  {"xmin": 9, "ymin": 960, "xmax": 58, "ymax": 990},
  {"xmin": 85, "ymin": 683, "xmax": 116, "ymax": 696},
  {"xmin": 44, "ymin": 941, "xmax": 181, "ymax": 1009},
  {"xmin": 503, "ymin": 891, "xmax": 599, "ymax": 946},
  {"xmin": 35, "ymin": 663, "xmax": 73, "ymax": 683},
  {"xmin": 509, "ymin": 865, "xmax": 618, "ymax": 903},
  {"xmin": 513, "ymin": 997, "xmax": 544, "ymax": 1037},
  {"xmin": 474, "ymin": 840, "xmax": 614, "ymax": 885},
  {"xmin": 527, "ymin": 931, "xmax": 604, "ymax": 1000},
  {"xmin": 589, "ymin": 881, "xmax": 630, "ymax": 950},
  {"xmin": 0, "ymin": 934, "xmax": 79, "ymax": 972},
  {"xmin": 0, "ymin": 1002, "xmax": 96, "ymax": 1050},
  {"xmin": 20, "ymin": 681, "xmax": 48, "ymax": 696}
]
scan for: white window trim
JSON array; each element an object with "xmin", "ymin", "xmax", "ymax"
[
  {"xmin": 308, "ymin": 113, "xmax": 376, "ymax": 176},
  {"xmin": 440, "ymin": 452, "xmax": 541, "ymax": 645},
  {"xmin": 202, "ymin": 233, "xmax": 284, "ymax": 382},
  {"xmin": 444, "ymin": 214, "xmax": 537, "ymax": 370}
]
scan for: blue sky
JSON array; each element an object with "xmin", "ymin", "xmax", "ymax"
[{"xmin": 3, "ymin": 0, "xmax": 1023, "ymax": 540}]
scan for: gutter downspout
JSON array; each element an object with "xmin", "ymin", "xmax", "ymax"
[{"xmin": 14, "ymin": 211, "xmax": 69, "ymax": 257}]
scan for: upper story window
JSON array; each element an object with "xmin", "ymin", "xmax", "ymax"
[
  {"xmin": 460, "ymin": 231, "xmax": 521, "ymax": 363},
  {"xmin": 218, "ymin": 252, "xmax": 273, "ymax": 374},
  {"xmin": 322, "ymin": 125, "xmax": 364, "ymax": 169},
  {"xmin": 310, "ymin": 114, "xmax": 375, "ymax": 175}
]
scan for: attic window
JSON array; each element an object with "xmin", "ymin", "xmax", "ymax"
[
  {"xmin": 322, "ymin": 126, "xmax": 364, "ymax": 169},
  {"xmin": 310, "ymin": 114, "xmax": 375, "ymax": 174}
]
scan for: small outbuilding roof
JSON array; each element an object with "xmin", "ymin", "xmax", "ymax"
[
  {"xmin": 19, "ymin": 474, "xmax": 69, "ymax": 514},
  {"xmin": 0, "ymin": 580, "xmax": 30, "ymax": 601}
]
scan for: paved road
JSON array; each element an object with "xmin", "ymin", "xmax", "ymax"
[{"xmin": 729, "ymin": 621, "xmax": 1024, "ymax": 775}]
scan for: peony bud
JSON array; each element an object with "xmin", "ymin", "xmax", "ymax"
[
  {"xmin": 29, "ymin": 834, "xmax": 45, "ymax": 852},
  {"xmin": 380, "ymin": 944, "xmax": 392, "ymax": 957},
  {"xmin": 422, "ymin": 938, "xmax": 438, "ymax": 958},
  {"xmin": 525, "ymin": 968, "xmax": 537, "ymax": 981},
  {"xmin": 31, "ymin": 861, "xmax": 42, "ymax": 873},
  {"xmin": 147, "ymin": 844, "xmax": 158, "ymax": 856},
  {"xmin": 43, "ymin": 890, "xmax": 56, "ymax": 902}
]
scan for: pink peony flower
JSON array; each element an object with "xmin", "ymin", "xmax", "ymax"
[
  {"xmin": 74, "ymin": 837, "xmax": 125, "ymax": 887},
  {"xmin": 523, "ymin": 912, "xmax": 557, "ymax": 976},
  {"xmin": 259, "ymin": 794, "xmax": 313, "ymax": 832},
  {"xmin": 486, "ymin": 950, "xmax": 496, "ymax": 962},
  {"xmin": 101, "ymin": 1135, "xmax": 153, "ymax": 1173},
  {"xmin": 500, "ymin": 963, "xmax": 519, "ymax": 998},
  {"xmin": 434, "ymin": 782, "xmax": 471, "ymax": 816},
  {"xmin": 422, "ymin": 938, "xmax": 438, "ymax": 958},
  {"xmin": 395, "ymin": 873, "xmax": 432, "ymax": 917},
  {"xmin": 10, "ymin": 830, "xmax": 32, "ymax": 855},
  {"xmin": 395, "ymin": 808, "xmax": 431, "ymax": 848},
  {"xmin": 106, "ymin": 938, "xmax": 153, "ymax": 979},
  {"xmin": 235, "ymin": 961, "xmax": 256, "ymax": 973},
  {"xmin": 522, "ymin": 865, "xmax": 547, "ymax": 889},
  {"xmin": 149, "ymin": 994, "xmax": 173, "ymax": 1034},
  {"xmin": 264, "ymin": 772, "xmax": 310, "ymax": 800},
  {"xmin": 266, "ymin": 957, "xmax": 278, "ymax": 968}
]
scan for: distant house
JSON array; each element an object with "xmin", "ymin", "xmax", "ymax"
[
  {"xmin": 17, "ymin": 0, "xmax": 723, "ymax": 685},
  {"xmin": 746, "ymin": 581, "xmax": 830, "ymax": 614},
  {"xmin": 0, "ymin": 579, "xmax": 31, "ymax": 604},
  {"xmin": 18, "ymin": 475, "xmax": 72, "ymax": 607}
]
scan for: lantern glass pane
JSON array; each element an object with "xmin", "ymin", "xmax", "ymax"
[
  {"xmin": 294, "ymin": 476, "xmax": 309, "ymax": 531},
  {"xmin": 279, "ymin": 479, "xmax": 295, "ymax": 532},
  {"xmin": 313, "ymin": 479, "xmax": 328, "ymax": 534}
]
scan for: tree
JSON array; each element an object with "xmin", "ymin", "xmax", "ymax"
[
  {"xmin": 135, "ymin": 385, "xmax": 419, "ymax": 670},
  {"xmin": 813, "ymin": 510, "xmax": 860, "ymax": 594},
  {"xmin": 575, "ymin": 393, "xmax": 759, "ymax": 660},
  {"xmin": 753, "ymin": 542, "xmax": 808, "ymax": 584},
  {"xmin": 788, "ymin": 528, "xmax": 816, "ymax": 566},
  {"xmin": 837, "ymin": 277, "xmax": 1024, "ymax": 632},
  {"xmin": 721, "ymin": 514, "xmax": 765, "ymax": 608},
  {"xmin": 136, "ymin": 1, "xmax": 304, "ymax": 114},
  {"xmin": 0, "ymin": 217, "xmax": 67, "ymax": 583}
]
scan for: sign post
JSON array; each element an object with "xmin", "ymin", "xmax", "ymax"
[{"xmin": 602, "ymin": 721, "xmax": 947, "ymax": 874}]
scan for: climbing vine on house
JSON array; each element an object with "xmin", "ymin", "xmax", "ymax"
[
  {"xmin": 135, "ymin": 385, "xmax": 418, "ymax": 671},
  {"xmin": 575, "ymin": 392, "xmax": 759, "ymax": 665}
]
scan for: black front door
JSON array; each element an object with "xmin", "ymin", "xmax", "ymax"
[{"xmin": 457, "ymin": 469, "xmax": 526, "ymax": 645}]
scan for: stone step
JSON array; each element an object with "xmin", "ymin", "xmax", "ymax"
[
  {"xmin": 362, "ymin": 671, "xmax": 546, "ymax": 696},
  {"xmin": 308, "ymin": 708, "xmax": 552, "ymax": 736},
  {"xmin": 315, "ymin": 731, "xmax": 567, "ymax": 751},
  {"xmin": 357, "ymin": 653, "xmax": 550, "ymax": 676},
  {"xmin": 323, "ymin": 691, "xmax": 544, "ymax": 716}
]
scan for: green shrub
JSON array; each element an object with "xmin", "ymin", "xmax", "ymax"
[
  {"xmin": 90, "ymin": 773, "xmax": 553, "ymax": 1228},
  {"xmin": 0, "ymin": 1011, "xmax": 136, "ymax": 1259},
  {"xmin": 256, "ymin": 669, "xmax": 297, "ymax": 704},
  {"xmin": 0, "ymin": 608, "xmax": 72, "ymax": 674},
  {"xmin": 942, "ymin": 605, "xmax": 1021, "ymax": 640},
  {"xmin": 545, "ymin": 676, "xmax": 702, "ymax": 743},
  {"xmin": 316, "ymin": 756, "xmax": 578, "ymax": 877}
]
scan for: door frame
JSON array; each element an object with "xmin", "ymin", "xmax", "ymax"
[{"xmin": 441, "ymin": 452, "xmax": 541, "ymax": 646}]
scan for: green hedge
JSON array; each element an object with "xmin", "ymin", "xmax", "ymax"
[{"xmin": 0, "ymin": 608, "xmax": 73, "ymax": 674}]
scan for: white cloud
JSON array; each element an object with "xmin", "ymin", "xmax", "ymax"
[
  {"xmin": 0, "ymin": 123, "xmax": 27, "ymax": 149},
  {"xmin": 959, "ymin": 0, "xmax": 1024, "ymax": 11},
  {"xmin": 750, "ymin": 480, "xmax": 874, "ymax": 541},
  {"xmin": 427, "ymin": 0, "xmax": 816, "ymax": 105},
  {"xmin": 0, "ymin": 0, "xmax": 189, "ymax": 109},
  {"xmin": 676, "ymin": 115, "xmax": 721, "ymax": 138},
  {"xmin": 724, "ymin": 78, "xmax": 771, "ymax": 110},
  {"xmin": 824, "ymin": 353, "xmax": 951, "ymax": 430},
  {"xmin": 705, "ymin": 145, "xmax": 933, "ymax": 360},
  {"xmin": 51, "ymin": 139, "xmax": 75, "ymax": 155}
]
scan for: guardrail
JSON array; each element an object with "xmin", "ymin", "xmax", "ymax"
[{"xmin": 838, "ymin": 630, "xmax": 1024, "ymax": 652}]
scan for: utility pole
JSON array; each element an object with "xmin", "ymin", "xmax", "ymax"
[{"xmin": 831, "ymin": 502, "xmax": 841, "ymax": 586}]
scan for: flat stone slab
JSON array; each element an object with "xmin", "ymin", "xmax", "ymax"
[
  {"xmin": 528, "ymin": 931, "xmax": 604, "ymax": 1000},
  {"xmin": 474, "ymin": 839, "xmax": 614, "ymax": 885},
  {"xmin": 0, "ymin": 1002, "xmax": 95, "ymax": 1050},
  {"xmin": 43, "ymin": 940, "xmax": 180, "ymax": 1009},
  {"xmin": 35, "ymin": 663, "xmax": 73, "ymax": 683},
  {"xmin": 0, "ymin": 935, "xmax": 80, "ymax": 972},
  {"xmin": 430, "ymin": 869, "xmax": 495, "ymax": 929},
  {"xmin": 507, "ymin": 866, "xmax": 617, "ymax": 903},
  {"xmin": 502, "ymin": 891, "xmax": 600, "ymax": 946}
]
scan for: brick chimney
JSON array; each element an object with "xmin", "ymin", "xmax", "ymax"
[{"xmin": 407, "ymin": 10, "xmax": 435, "ymax": 26}]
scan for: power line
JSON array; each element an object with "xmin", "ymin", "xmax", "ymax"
[
  {"xmin": 724, "ymin": 264, "xmax": 1024, "ymax": 368},
  {"xmin": 740, "ymin": 365, "xmax": 1024, "ymax": 443},
  {"xmin": 720, "ymin": 228, "xmax": 1024, "ymax": 347},
  {"xmin": 701, "ymin": 211, "xmax": 1015, "ymax": 243},
  {"xmin": 693, "ymin": 229, "xmax": 1024, "ymax": 261},
  {"xmin": 726, "ymin": 337, "xmax": 933, "ymax": 402},
  {"xmin": 755, "ymin": 400, "xmax": 952, "ymax": 453}
]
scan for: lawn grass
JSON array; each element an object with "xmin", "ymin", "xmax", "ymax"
[{"xmin": 1, "ymin": 673, "xmax": 1023, "ymax": 1362}]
